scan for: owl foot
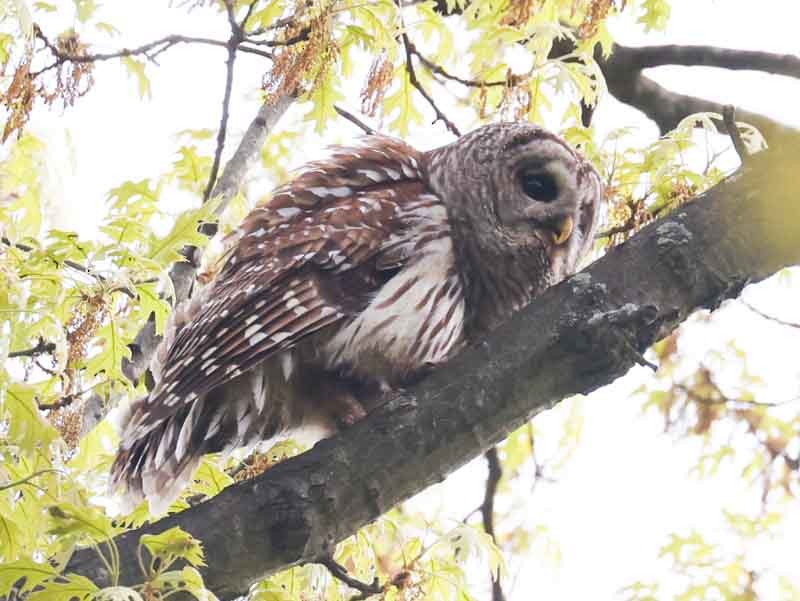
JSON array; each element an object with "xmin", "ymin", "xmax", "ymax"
[{"xmin": 330, "ymin": 395, "xmax": 367, "ymax": 427}]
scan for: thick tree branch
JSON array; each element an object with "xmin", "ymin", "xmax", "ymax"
[
  {"xmin": 67, "ymin": 139, "xmax": 800, "ymax": 599},
  {"xmin": 614, "ymin": 44, "xmax": 800, "ymax": 79},
  {"xmin": 602, "ymin": 45, "xmax": 797, "ymax": 144}
]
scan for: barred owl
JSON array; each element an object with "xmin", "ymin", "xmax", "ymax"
[{"xmin": 111, "ymin": 122, "xmax": 604, "ymax": 514}]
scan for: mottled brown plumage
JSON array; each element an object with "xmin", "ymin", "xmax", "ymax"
[{"xmin": 110, "ymin": 122, "xmax": 604, "ymax": 514}]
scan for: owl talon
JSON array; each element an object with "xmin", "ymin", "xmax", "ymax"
[{"xmin": 331, "ymin": 396, "xmax": 368, "ymax": 428}]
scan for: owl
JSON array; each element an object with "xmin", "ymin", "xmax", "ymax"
[{"xmin": 110, "ymin": 122, "xmax": 604, "ymax": 514}]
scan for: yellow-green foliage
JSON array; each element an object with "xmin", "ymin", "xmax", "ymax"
[{"xmin": 0, "ymin": 1, "xmax": 795, "ymax": 600}]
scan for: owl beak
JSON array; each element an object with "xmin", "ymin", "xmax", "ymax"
[{"xmin": 548, "ymin": 215, "xmax": 574, "ymax": 246}]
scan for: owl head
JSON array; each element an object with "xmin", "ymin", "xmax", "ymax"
[{"xmin": 425, "ymin": 122, "xmax": 604, "ymax": 286}]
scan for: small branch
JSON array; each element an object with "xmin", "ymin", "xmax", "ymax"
[
  {"xmin": 408, "ymin": 42, "xmax": 512, "ymax": 88},
  {"xmin": 740, "ymin": 299, "xmax": 800, "ymax": 329},
  {"xmin": 244, "ymin": 26, "xmax": 311, "ymax": 47},
  {"xmin": 481, "ymin": 447, "xmax": 506, "ymax": 601},
  {"xmin": 317, "ymin": 556, "xmax": 383, "ymax": 599},
  {"xmin": 8, "ymin": 337, "xmax": 56, "ymax": 359},
  {"xmin": 335, "ymin": 105, "xmax": 377, "ymax": 135},
  {"xmin": 399, "ymin": 30, "xmax": 460, "ymax": 136},
  {"xmin": 32, "ymin": 28, "xmax": 273, "ymax": 76},
  {"xmin": 203, "ymin": 43, "xmax": 238, "ymax": 202},
  {"xmin": 723, "ymin": 105, "xmax": 750, "ymax": 164}
]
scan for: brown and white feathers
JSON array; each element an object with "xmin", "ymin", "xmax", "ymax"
[{"xmin": 110, "ymin": 122, "xmax": 604, "ymax": 514}]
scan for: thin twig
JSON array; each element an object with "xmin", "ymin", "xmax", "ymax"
[
  {"xmin": 482, "ymin": 447, "xmax": 506, "ymax": 601},
  {"xmin": 244, "ymin": 26, "xmax": 311, "ymax": 47},
  {"xmin": 740, "ymin": 299, "xmax": 800, "ymax": 329},
  {"xmin": 8, "ymin": 337, "xmax": 56, "ymax": 359},
  {"xmin": 32, "ymin": 28, "xmax": 273, "ymax": 77},
  {"xmin": 394, "ymin": 6, "xmax": 460, "ymax": 137},
  {"xmin": 723, "ymin": 105, "xmax": 750, "ymax": 164},
  {"xmin": 204, "ymin": 42, "xmax": 238, "ymax": 202},
  {"xmin": 317, "ymin": 556, "xmax": 383, "ymax": 599},
  {"xmin": 408, "ymin": 40, "xmax": 513, "ymax": 88},
  {"xmin": 335, "ymin": 105, "xmax": 377, "ymax": 135}
]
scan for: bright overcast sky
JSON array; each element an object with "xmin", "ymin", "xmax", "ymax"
[{"xmin": 20, "ymin": 0, "xmax": 800, "ymax": 599}]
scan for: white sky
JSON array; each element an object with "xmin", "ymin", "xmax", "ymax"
[{"xmin": 17, "ymin": 0, "xmax": 800, "ymax": 599}]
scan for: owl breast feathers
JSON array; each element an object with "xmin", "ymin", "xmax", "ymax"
[{"xmin": 111, "ymin": 122, "xmax": 604, "ymax": 514}]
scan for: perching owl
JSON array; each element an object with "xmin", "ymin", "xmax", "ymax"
[{"xmin": 110, "ymin": 122, "xmax": 604, "ymax": 514}]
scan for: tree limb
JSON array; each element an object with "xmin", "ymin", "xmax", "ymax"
[
  {"xmin": 602, "ymin": 45, "xmax": 797, "ymax": 144},
  {"xmin": 66, "ymin": 139, "xmax": 800, "ymax": 600},
  {"xmin": 613, "ymin": 44, "xmax": 800, "ymax": 79}
]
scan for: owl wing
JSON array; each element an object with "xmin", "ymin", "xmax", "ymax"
[{"xmin": 120, "ymin": 135, "xmax": 432, "ymax": 442}]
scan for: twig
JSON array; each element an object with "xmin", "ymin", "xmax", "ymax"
[
  {"xmin": 2, "ymin": 236, "xmax": 102, "ymax": 281},
  {"xmin": 335, "ymin": 105, "xmax": 377, "ymax": 135},
  {"xmin": 8, "ymin": 337, "xmax": 56, "ymax": 359},
  {"xmin": 32, "ymin": 28, "xmax": 273, "ymax": 77},
  {"xmin": 317, "ymin": 556, "xmax": 383, "ymax": 599},
  {"xmin": 723, "ymin": 105, "xmax": 750, "ymax": 164},
  {"xmin": 393, "ymin": 5, "xmax": 460, "ymax": 137},
  {"xmin": 740, "ymin": 299, "xmax": 800, "ymax": 329},
  {"xmin": 203, "ymin": 43, "xmax": 238, "ymax": 202},
  {"xmin": 245, "ymin": 26, "xmax": 312, "ymax": 47},
  {"xmin": 481, "ymin": 447, "xmax": 506, "ymax": 601},
  {"xmin": 0, "ymin": 469, "xmax": 64, "ymax": 492},
  {"xmin": 407, "ymin": 41, "xmax": 513, "ymax": 88}
]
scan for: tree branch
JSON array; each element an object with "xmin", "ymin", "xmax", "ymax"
[
  {"xmin": 481, "ymin": 448, "xmax": 506, "ymax": 601},
  {"xmin": 32, "ymin": 29, "xmax": 273, "ymax": 76},
  {"xmin": 602, "ymin": 45, "xmax": 797, "ymax": 144},
  {"xmin": 398, "ymin": 26, "xmax": 461, "ymax": 136},
  {"xmin": 316, "ymin": 556, "xmax": 383, "ymax": 599},
  {"xmin": 334, "ymin": 105, "xmax": 377, "ymax": 135},
  {"xmin": 615, "ymin": 44, "xmax": 800, "ymax": 79},
  {"xmin": 66, "ymin": 139, "xmax": 800, "ymax": 599}
]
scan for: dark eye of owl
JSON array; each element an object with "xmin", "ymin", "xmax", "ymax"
[{"xmin": 519, "ymin": 171, "xmax": 559, "ymax": 202}]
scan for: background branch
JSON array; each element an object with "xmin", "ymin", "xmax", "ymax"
[
  {"xmin": 615, "ymin": 44, "xmax": 800, "ymax": 78},
  {"xmin": 66, "ymin": 140, "xmax": 800, "ymax": 600},
  {"xmin": 482, "ymin": 448, "xmax": 506, "ymax": 601}
]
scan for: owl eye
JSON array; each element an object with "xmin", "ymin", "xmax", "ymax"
[{"xmin": 519, "ymin": 171, "xmax": 559, "ymax": 202}]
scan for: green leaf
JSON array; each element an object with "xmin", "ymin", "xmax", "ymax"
[
  {"xmin": 146, "ymin": 199, "xmax": 218, "ymax": 267},
  {"xmin": 27, "ymin": 573, "xmax": 98, "ymax": 601},
  {"xmin": 0, "ymin": 382, "xmax": 60, "ymax": 452},
  {"xmin": 83, "ymin": 316, "xmax": 132, "ymax": 384},
  {"xmin": 73, "ymin": 0, "xmax": 98, "ymax": 23},
  {"xmin": 0, "ymin": 559, "xmax": 58, "ymax": 596},
  {"xmin": 134, "ymin": 280, "xmax": 171, "ymax": 336},
  {"xmin": 68, "ymin": 419, "xmax": 118, "ymax": 474},
  {"xmin": 140, "ymin": 526, "xmax": 206, "ymax": 569},
  {"xmin": 383, "ymin": 67, "xmax": 424, "ymax": 138},
  {"xmin": 121, "ymin": 57, "xmax": 151, "ymax": 99},
  {"xmin": 170, "ymin": 146, "xmax": 213, "ymax": 194},
  {"xmin": 637, "ymin": 0, "xmax": 671, "ymax": 32},
  {"xmin": 0, "ymin": 515, "xmax": 25, "ymax": 561},
  {"xmin": 95, "ymin": 21, "xmax": 121, "ymax": 36},
  {"xmin": 303, "ymin": 71, "xmax": 344, "ymax": 134},
  {"xmin": 248, "ymin": 0, "xmax": 286, "ymax": 32}
]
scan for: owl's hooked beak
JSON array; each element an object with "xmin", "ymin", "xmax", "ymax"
[{"xmin": 538, "ymin": 214, "xmax": 574, "ymax": 246}]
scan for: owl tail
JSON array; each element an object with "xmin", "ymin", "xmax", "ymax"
[{"xmin": 109, "ymin": 394, "xmax": 214, "ymax": 516}]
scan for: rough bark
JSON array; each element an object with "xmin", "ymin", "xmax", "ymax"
[{"xmin": 66, "ymin": 139, "xmax": 800, "ymax": 599}]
